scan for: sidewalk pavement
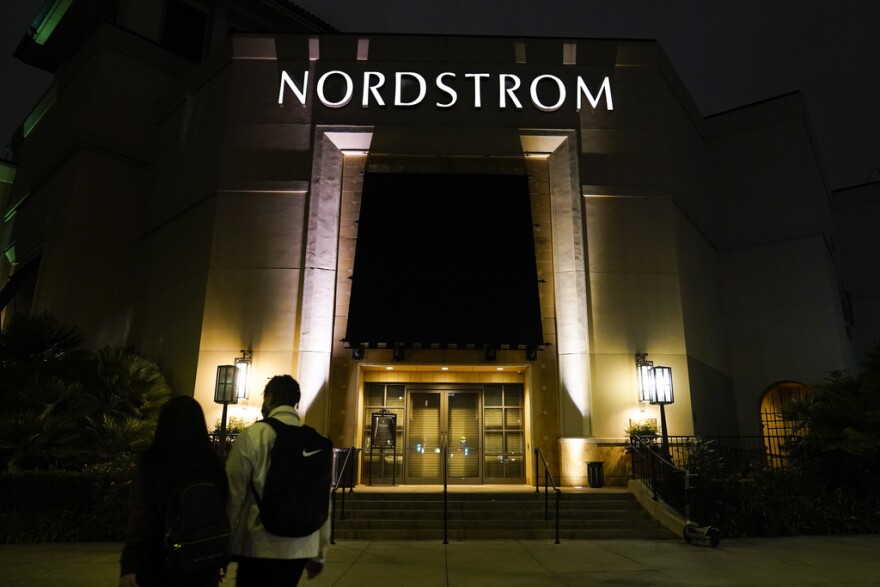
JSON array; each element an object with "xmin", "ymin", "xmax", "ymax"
[{"xmin": 1, "ymin": 535, "xmax": 879, "ymax": 586}]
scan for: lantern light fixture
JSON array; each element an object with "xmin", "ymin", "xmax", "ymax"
[
  {"xmin": 235, "ymin": 349, "xmax": 252, "ymax": 400},
  {"xmin": 635, "ymin": 353, "xmax": 654, "ymax": 403},
  {"xmin": 651, "ymin": 365, "xmax": 674, "ymax": 405},
  {"xmin": 214, "ymin": 365, "xmax": 238, "ymax": 405},
  {"xmin": 634, "ymin": 353, "xmax": 674, "ymax": 454},
  {"xmin": 214, "ymin": 364, "xmax": 238, "ymax": 456}
]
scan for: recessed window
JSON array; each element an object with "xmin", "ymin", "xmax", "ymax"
[
  {"xmin": 357, "ymin": 38, "xmax": 369, "ymax": 61},
  {"xmin": 514, "ymin": 42, "xmax": 526, "ymax": 64},
  {"xmin": 161, "ymin": 0, "xmax": 208, "ymax": 63},
  {"xmin": 563, "ymin": 42, "xmax": 577, "ymax": 65}
]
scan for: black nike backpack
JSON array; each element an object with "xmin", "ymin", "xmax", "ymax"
[{"xmin": 251, "ymin": 418, "xmax": 333, "ymax": 537}]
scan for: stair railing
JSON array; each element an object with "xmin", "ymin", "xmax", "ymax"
[
  {"xmin": 329, "ymin": 447, "xmax": 357, "ymax": 545},
  {"xmin": 442, "ymin": 431, "xmax": 449, "ymax": 545},
  {"xmin": 628, "ymin": 435, "xmax": 688, "ymax": 516},
  {"xmin": 534, "ymin": 447, "xmax": 561, "ymax": 544}
]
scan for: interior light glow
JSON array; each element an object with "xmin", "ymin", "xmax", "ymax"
[
  {"xmin": 234, "ymin": 350, "xmax": 252, "ymax": 400},
  {"xmin": 213, "ymin": 366, "xmax": 238, "ymax": 404},
  {"xmin": 651, "ymin": 366, "xmax": 674, "ymax": 404},
  {"xmin": 636, "ymin": 354, "xmax": 655, "ymax": 403}
]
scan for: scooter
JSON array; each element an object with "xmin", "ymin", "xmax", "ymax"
[
  {"xmin": 682, "ymin": 472, "xmax": 720, "ymax": 547},
  {"xmin": 683, "ymin": 522, "xmax": 720, "ymax": 547}
]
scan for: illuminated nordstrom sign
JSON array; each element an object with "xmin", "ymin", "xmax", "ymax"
[{"xmin": 277, "ymin": 70, "xmax": 613, "ymax": 112}]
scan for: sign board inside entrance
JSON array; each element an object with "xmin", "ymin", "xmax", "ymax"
[{"xmin": 371, "ymin": 412, "xmax": 397, "ymax": 449}]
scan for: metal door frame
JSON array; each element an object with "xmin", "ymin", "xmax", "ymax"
[{"xmin": 404, "ymin": 385, "xmax": 483, "ymax": 485}]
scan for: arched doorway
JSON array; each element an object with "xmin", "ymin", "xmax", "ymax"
[{"xmin": 760, "ymin": 382, "xmax": 810, "ymax": 468}]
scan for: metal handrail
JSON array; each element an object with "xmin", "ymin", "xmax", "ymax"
[
  {"xmin": 628, "ymin": 434, "xmax": 688, "ymax": 516},
  {"xmin": 442, "ymin": 431, "xmax": 448, "ymax": 545},
  {"xmin": 534, "ymin": 448, "xmax": 561, "ymax": 544},
  {"xmin": 330, "ymin": 447, "xmax": 357, "ymax": 545}
]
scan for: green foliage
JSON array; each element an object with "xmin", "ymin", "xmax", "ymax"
[
  {"xmin": 0, "ymin": 313, "xmax": 171, "ymax": 472},
  {"xmin": 682, "ymin": 338, "xmax": 880, "ymax": 539},
  {"xmin": 782, "ymin": 339, "xmax": 880, "ymax": 498},
  {"xmin": 625, "ymin": 420, "xmax": 658, "ymax": 436},
  {"xmin": 687, "ymin": 463, "xmax": 880, "ymax": 537},
  {"xmin": 688, "ymin": 341, "xmax": 880, "ymax": 536},
  {"xmin": 0, "ymin": 380, "xmax": 97, "ymax": 471},
  {"xmin": 212, "ymin": 415, "xmax": 251, "ymax": 434},
  {"xmin": 0, "ymin": 311, "xmax": 87, "ymax": 373},
  {"xmin": 0, "ymin": 456, "xmax": 135, "ymax": 542},
  {"xmin": 92, "ymin": 346, "xmax": 170, "ymax": 422}
]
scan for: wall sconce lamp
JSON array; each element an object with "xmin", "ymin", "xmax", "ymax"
[
  {"xmin": 485, "ymin": 345, "xmax": 497, "ymax": 361},
  {"xmin": 635, "ymin": 353, "xmax": 674, "ymax": 453},
  {"xmin": 214, "ymin": 365, "xmax": 239, "ymax": 454},
  {"xmin": 352, "ymin": 345, "xmax": 364, "ymax": 361},
  {"xmin": 635, "ymin": 353, "xmax": 654, "ymax": 403},
  {"xmin": 234, "ymin": 349, "xmax": 252, "ymax": 400},
  {"xmin": 393, "ymin": 343, "xmax": 404, "ymax": 362},
  {"xmin": 651, "ymin": 366, "xmax": 674, "ymax": 454}
]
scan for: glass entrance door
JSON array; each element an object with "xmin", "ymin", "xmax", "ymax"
[{"xmin": 405, "ymin": 389, "xmax": 482, "ymax": 484}]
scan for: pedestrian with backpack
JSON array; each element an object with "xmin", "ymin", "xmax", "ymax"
[
  {"xmin": 119, "ymin": 395, "xmax": 230, "ymax": 587},
  {"xmin": 226, "ymin": 375, "xmax": 332, "ymax": 586}
]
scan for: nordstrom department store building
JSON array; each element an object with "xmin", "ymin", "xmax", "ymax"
[{"xmin": 1, "ymin": 1, "xmax": 857, "ymax": 486}]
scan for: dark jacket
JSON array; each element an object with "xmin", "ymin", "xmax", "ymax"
[{"xmin": 120, "ymin": 451, "xmax": 229, "ymax": 586}]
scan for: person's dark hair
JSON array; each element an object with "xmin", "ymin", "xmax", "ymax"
[
  {"xmin": 139, "ymin": 395, "xmax": 228, "ymax": 510},
  {"xmin": 265, "ymin": 375, "xmax": 301, "ymax": 407}
]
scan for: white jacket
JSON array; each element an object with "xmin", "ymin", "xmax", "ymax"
[{"xmin": 226, "ymin": 405, "xmax": 331, "ymax": 562}]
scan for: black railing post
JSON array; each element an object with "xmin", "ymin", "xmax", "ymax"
[
  {"xmin": 534, "ymin": 448, "xmax": 540, "ymax": 494},
  {"xmin": 554, "ymin": 489, "xmax": 560, "ymax": 544},
  {"xmin": 534, "ymin": 448, "xmax": 562, "ymax": 544},
  {"xmin": 544, "ymin": 469, "xmax": 549, "ymax": 519},
  {"xmin": 330, "ymin": 489, "xmax": 337, "ymax": 545},
  {"xmin": 330, "ymin": 445, "xmax": 357, "ymax": 545},
  {"xmin": 442, "ymin": 431, "xmax": 448, "ymax": 545}
]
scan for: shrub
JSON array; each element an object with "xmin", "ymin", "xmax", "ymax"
[
  {"xmin": 685, "ymin": 452, "xmax": 880, "ymax": 537},
  {"xmin": 625, "ymin": 420, "xmax": 658, "ymax": 437},
  {"xmin": 212, "ymin": 415, "xmax": 251, "ymax": 434},
  {"xmin": 0, "ymin": 456, "xmax": 134, "ymax": 542}
]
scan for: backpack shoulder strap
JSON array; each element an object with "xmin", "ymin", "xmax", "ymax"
[
  {"xmin": 248, "ymin": 417, "xmax": 298, "ymax": 507},
  {"xmin": 261, "ymin": 416, "xmax": 285, "ymax": 434}
]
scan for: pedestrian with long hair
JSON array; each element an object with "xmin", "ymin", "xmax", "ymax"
[{"xmin": 119, "ymin": 395, "xmax": 229, "ymax": 587}]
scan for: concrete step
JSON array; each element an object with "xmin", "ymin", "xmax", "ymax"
[
  {"xmin": 338, "ymin": 508, "xmax": 651, "ymax": 521},
  {"xmin": 330, "ymin": 489, "xmax": 675, "ymax": 541},
  {"xmin": 333, "ymin": 518, "xmax": 663, "ymax": 531},
  {"xmin": 332, "ymin": 527, "xmax": 675, "ymax": 541}
]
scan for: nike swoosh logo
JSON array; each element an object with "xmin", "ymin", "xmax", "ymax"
[{"xmin": 302, "ymin": 449, "xmax": 323, "ymax": 457}]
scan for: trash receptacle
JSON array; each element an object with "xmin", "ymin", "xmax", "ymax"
[
  {"xmin": 332, "ymin": 448, "xmax": 360, "ymax": 489},
  {"xmin": 586, "ymin": 461, "xmax": 604, "ymax": 488}
]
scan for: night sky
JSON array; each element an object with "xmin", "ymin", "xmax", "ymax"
[{"xmin": 2, "ymin": 1, "xmax": 879, "ymax": 190}]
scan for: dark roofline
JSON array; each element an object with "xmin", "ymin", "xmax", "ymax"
[
  {"xmin": 705, "ymin": 90, "xmax": 802, "ymax": 119},
  {"xmin": 283, "ymin": 1, "xmax": 338, "ymax": 33}
]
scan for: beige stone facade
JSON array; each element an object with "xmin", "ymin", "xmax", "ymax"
[{"xmin": 1, "ymin": 20, "xmax": 858, "ymax": 486}]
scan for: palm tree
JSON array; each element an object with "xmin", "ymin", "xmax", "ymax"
[
  {"xmin": 0, "ymin": 313, "xmax": 171, "ymax": 470},
  {"xmin": 88, "ymin": 346, "xmax": 171, "ymax": 460}
]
